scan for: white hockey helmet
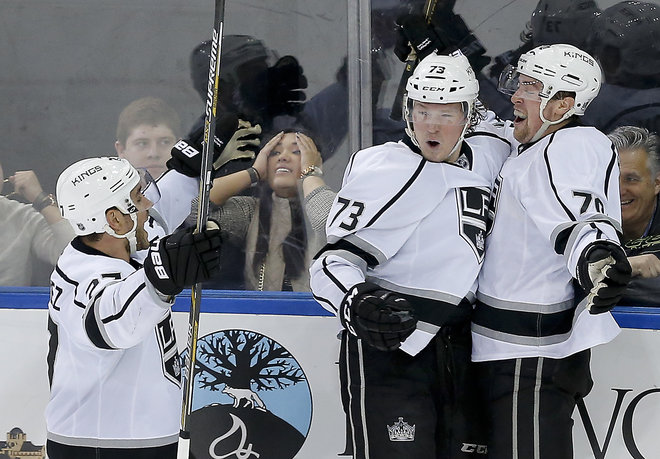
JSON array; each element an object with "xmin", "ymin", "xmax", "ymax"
[
  {"xmin": 403, "ymin": 50, "xmax": 479, "ymax": 154},
  {"xmin": 498, "ymin": 43, "xmax": 602, "ymax": 141},
  {"xmin": 499, "ymin": 44, "xmax": 602, "ymax": 115},
  {"xmin": 57, "ymin": 157, "xmax": 159, "ymax": 236}
]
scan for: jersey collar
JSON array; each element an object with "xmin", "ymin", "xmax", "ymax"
[
  {"xmin": 402, "ymin": 137, "xmax": 474, "ymax": 170},
  {"xmin": 72, "ymin": 236, "xmax": 142, "ymax": 269}
]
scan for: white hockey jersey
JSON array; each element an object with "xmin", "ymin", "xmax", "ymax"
[
  {"xmin": 472, "ymin": 122, "xmax": 623, "ymax": 361},
  {"xmin": 46, "ymin": 170, "xmax": 198, "ymax": 448},
  {"xmin": 310, "ymin": 125, "xmax": 510, "ymax": 355}
]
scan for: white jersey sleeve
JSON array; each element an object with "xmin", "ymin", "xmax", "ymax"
[
  {"xmin": 152, "ymin": 169, "xmax": 199, "ymax": 233},
  {"xmin": 52, "ymin": 242, "xmax": 171, "ymax": 351},
  {"xmin": 519, "ymin": 127, "xmax": 621, "ymax": 275}
]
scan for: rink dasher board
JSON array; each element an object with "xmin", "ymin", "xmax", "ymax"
[{"xmin": 1, "ymin": 287, "xmax": 660, "ymax": 459}]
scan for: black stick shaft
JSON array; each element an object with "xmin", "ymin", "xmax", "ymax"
[{"xmin": 177, "ymin": 0, "xmax": 225, "ymax": 457}]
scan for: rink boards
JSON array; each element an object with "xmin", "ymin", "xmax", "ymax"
[{"xmin": 1, "ymin": 286, "xmax": 659, "ymax": 459}]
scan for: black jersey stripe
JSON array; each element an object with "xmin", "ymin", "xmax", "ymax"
[
  {"xmin": 465, "ymin": 130, "xmax": 512, "ymax": 147},
  {"xmin": 312, "ymin": 293, "xmax": 337, "ymax": 313},
  {"xmin": 316, "ymin": 239, "xmax": 379, "ymax": 267},
  {"xmin": 345, "ymin": 150, "xmax": 360, "ymax": 177},
  {"xmin": 553, "ymin": 219, "xmax": 620, "ymax": 255},
  {"xmin": 54, "ymin": 265, "xmax": 87, "ymax": 309},
  {"xmin": 364, "ymin": 158, "xmax": 427, "ymax": 228},
  {"xmin": 102, "ymin": 283, "xmax": 147, "ymax": 324},
  {"xmin": 322, "ymin": 257, "xmax": 349, "ymax": 294},
  {"xmin": 543, "ymin": 132, "xmax": 577, "ymax": 221},
  {"xmin": 84, "ymin": 296, "xmax": 115, "ymax": 350},
  {"xmin": 473, "ymin": 300, "xmax": 577, "ymax": 339},
  {"xmin": 604, "ymin": 143, "xmax": 617, "ymax": 196},
  {"xmin": 47, "ymin": 314, "xmax": 58, "ymax": 387}
]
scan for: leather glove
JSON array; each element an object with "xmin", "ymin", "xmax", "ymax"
[
  {"xmin": 577, "ymin": 241, "xmax": 632, "ymax": 314},
  {"xmin": 144, "ymin": 224, "xmax": 222, "ymax": 296},
  {"xmin": 167, "ymin": 113, "xmax": 239, "ymax": 178},
  {"xmin": 394, "ymin": 14, "xmax": 451, "ymax": 62},
  {"xmin": 340, "ymin": 282, "xmax": 417, "ymax": 351},
  {"xmin": 212, "ymin": 119, "xmax": 261, "ymax": 170}
]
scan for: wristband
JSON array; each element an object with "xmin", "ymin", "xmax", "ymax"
[
  {"xmin": 32, "ymin": 192, "xmax": 56, "ymax": 212},
  {"xmin": 300, "ymin": 165, "xmax": 323, "ymax": 179},
  {"xmin": 247, "ymin": 167, "xmax": 261, "ymax": 187}
]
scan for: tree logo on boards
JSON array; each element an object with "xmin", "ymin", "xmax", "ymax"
[{"xmin": 184, "ymin": 329, "xmax": 311, "ymax": 459}]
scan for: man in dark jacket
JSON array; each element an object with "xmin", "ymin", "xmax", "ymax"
[{"xmin": 609, "ymin": 125, "xmax": 660, "ymax": 306}]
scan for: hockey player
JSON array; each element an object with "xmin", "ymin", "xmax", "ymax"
[
  {"xmin": 309, "ymin": 51, "xmax": 510, "ymax": 459},
  {"xmin": 45, "ymin": 156, "xmax": 223, "ymax": 459},
  {"xmin": 473, "ymin": 44, "xmax": 632, "ymax": 458}
]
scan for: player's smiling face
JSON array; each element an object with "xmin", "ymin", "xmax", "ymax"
[
  {"xmin": 267, "ymin": 132, "xmax": 302, "ymax": 198},
  {"xmin": 619, "ymin": 146, "xmax": 660, "ymax": 238},
  {"xmin": 510, "ymin": 75, "xmax": 545, "ymax": 144},
  {"xmin": 411, "ymin": 101, "xmax": 466, "ymax": 163}
]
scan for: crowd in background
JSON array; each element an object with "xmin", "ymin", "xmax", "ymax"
[{"xmin": 1, "ymin": 0, "xmax": 658, "ymax": 305}]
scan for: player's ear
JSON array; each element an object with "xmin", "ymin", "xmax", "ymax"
[
  {"xmin": 556, "ymin": 96, "xmax": 575, "ymax": 116},
  {"xmin": 654, "ymin": 171, "xmax": 660, "ymax": 195},
  {"xmin": 105, "ymin": 208, "xmax": 127, "ymax": 233}
]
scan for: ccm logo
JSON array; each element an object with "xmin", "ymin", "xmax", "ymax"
[
  {"xmin": 150, "ymin": 240, "xmax": 169, "ymax": 279},
  {"xmin": 461, "ymin": 444, "xmax": 487, "ymax": 454},
  {"xmin": 421, "ymin": 86, "xmax": 444, "ymax": 91},
  {"xmin": 173, "ymin": 139, "xmax": 200, "ymax": 158}
]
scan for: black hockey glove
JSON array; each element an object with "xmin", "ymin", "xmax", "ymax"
[
  {"xmin": 394, "ymin": 14, "xmax": 451, "ymax": 62},
  {"xmin": 576, "ymin": 241, "xmax": 632, "ymax": 314},
  {"xmin": 340, "ymin": 282, "xmax": 417, "ymax": 351},
  {"xmin": 264, "ymin": 55, "xmax": 308, "ymax": 118},
  {"xmin": 167, "ymin": 112, "xmax": 239, "ymax": 178},
  {"xmin": 394, "ymin": 13, "xmax": 490, "ymax": 73},
  {"xmin": 143, "ymin": 224, "xmax": 222, "ymax": 296}
]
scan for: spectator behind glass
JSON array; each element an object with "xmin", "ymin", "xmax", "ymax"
[
  {"xmin": 583, "ymin": 1, "xmax": 660, "ymax": 134},
  {"xmin": 114, "ymin": 97, "xmax": 182, "ymax": 179},
  {"xmin": 609, "ymin": 125, "xmax": 660, "ymax": 306},
  {"xmin": 0, "ymin": 160, "xmax": 74, "ymax": 286},
  {"xmin": 190, "ymin": 129, "xmax": 334, "ymax": 292}
]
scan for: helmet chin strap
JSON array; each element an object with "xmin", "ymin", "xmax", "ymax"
[
  {"xmin": 105, "ymin": 213, "xmax": 139, "ymax": 257},
  {"xmin": 530, "ymin": 99, "xmax": 575, "ymax": 143}
]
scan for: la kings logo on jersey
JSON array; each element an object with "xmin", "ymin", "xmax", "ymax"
[
  {"xmin": 456, "ymin": 186, "xmax": 490, "ymax": 262},
  {"xmin": 486, "ymin": 174, "xmax": 503, "ymax": 236}
]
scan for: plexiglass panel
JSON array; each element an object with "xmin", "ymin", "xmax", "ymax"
[{"xmin": 1, "ymin": 0, "xmax": 658, "ymax": 289}]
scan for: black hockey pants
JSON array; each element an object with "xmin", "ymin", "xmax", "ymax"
[
  {"xmin": 474, "ymin": 349, "xmax": 593, "ymax": 459},
  {"xmin": 46, "ymin": 440, "xmax": 177, "ymax": 459},
  {"xmin": 338, "ymin": 322, "xmax": 488, "ymax": 459}
]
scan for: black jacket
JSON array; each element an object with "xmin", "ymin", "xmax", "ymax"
[{"xmin": 620, "ymin": 194, "xmax": 660, "ymax": 307}]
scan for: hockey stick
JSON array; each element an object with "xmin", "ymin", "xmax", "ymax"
[
  {"xmin": 389, "ymin": 0, "xmax": 440, "ymax": 121},
  {"xmin": 177, "ymin": 0, "xmax": 226, "ymax": 457}
]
